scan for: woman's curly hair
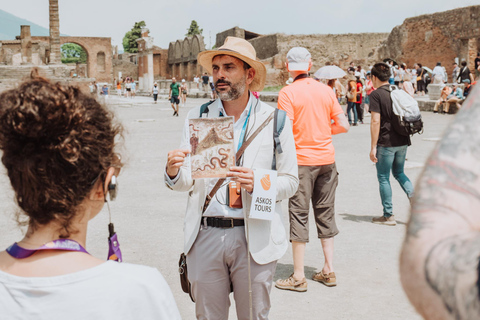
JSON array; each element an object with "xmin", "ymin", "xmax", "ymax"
[{"xmin": 0, "ymin": 72, "xmax": 123, "ymax": 237}]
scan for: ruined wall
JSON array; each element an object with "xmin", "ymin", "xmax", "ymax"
[
  {"xmin": 216, "ymin": 27, "xmax": 245, "ymax": 48},
  {"xmin": 113, "ymin": 58, "xmax": 138, "ymax": 79},
  {"xmin": 153, "ymin": 48, "xmax": 168, "ymax": 78},
  {"xmin": 257, "ymin": 32, "xmax": 389, "ymax": 86},
  {"xmin": 379, "ymin": 5, "xmax": 480, "ymax": 81},
  {"xmin": 168, "ymin": 35, "xmax": 205, "ymax": 80},
  {"xmin": 249, "ymin": 34, "xmax": 278, "ymax": 60}
]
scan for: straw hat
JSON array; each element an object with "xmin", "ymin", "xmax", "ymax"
[{"xmin": 197, "ymin": 37, "xmax": 266, "ymax": 91}]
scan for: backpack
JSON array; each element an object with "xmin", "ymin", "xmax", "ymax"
[
  {"xmin": 381, "ymin": 85, "xmax": 423, "ymax": 136},
  {"xmin": 199, "ymin": 100, "xmax": 286, "ymax": 170}
]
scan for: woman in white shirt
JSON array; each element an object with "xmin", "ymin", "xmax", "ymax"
[{"xmin": 0, "ymin": 74, "xmax": 181, "ymax": 320}]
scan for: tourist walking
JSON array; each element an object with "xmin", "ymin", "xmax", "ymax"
[
  {"xmin": 165, "ymin": 36, "xmax": 299, "ymax": 320},
  {"xmin": 169, "ymin": 77, "xmax": 181, "ymax": 116},
  {"xmin": 452, "ymin": 62, "xmax": 459, "ymax": 82},
  {"xmin": 432, "ymin": 62, "xmax": 445, "ymax": 84},
  {"xmin": 416, "ymin": 64, "xmax": 426, "ymax": 96},
  {"xmin": 0, "ymin": 74, "xmax": 181, "ymax": 320},
  {"xmin": 369, "ymin": 62, "xmax": 414, "ymax": 226},
  {"xmin": 152, "ymin": 82, "xmax": 159, "ymax": 103},
  {"xmin": 101, "ymin": 84, "xmax": 109, "ymax": 102},
  {"xmin": 201, "ymin": 72, "xmax": 209, "ymax": 92},
  {"xmin": 275, "ymin": 47, "xmax": 349, "ymax": 292},
  {"xmin": 346, "ymin": 79, "xmax": 358, "ymax": 126},
  {"xmin": 475, "ymin": 52, "xmax": 480, "ymax": 80},
  {"xmin": 388, "ymin": 60, "xmax": 395, "ymax": 85},
  {"xmin": 193, "ymin": 74, "xmax": 200, "ymax": 89},
  {"xmin": 335, "ymin": 79, "xmax": 346, "ymax": 105},
  {"xmin": 355, "ymin": 77, "xmax": 364, "ymax": 124},
  {"xmin": 180, "ymin": 79, "xmax": 188, "ymax": 106},
  {"xmin": 394, "ymin": 65, "xmax": 401, "ymax": 86},
  {"xmin": 116, "ymin": 80, "xmax": 122, "ymax": 96},
  {"xmin": 457, "ymin": 61, "xmax": 474, "ymax": 84},
  {"xmin": 124, "ymin": 79, "xmax": 131, "ymax": 98},
  {"xmin": 131, "ymin": 79, "xmax": 136, "ymax": 98},
  {"xmin": 364, "ymin": 73, "xmax": 374, "ymax": 113},
  {"xmin": 411, "ymin": 64, "xmax": 417, "ymax": 92}
]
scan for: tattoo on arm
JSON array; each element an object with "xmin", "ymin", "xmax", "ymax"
[
  {"xmin": 404, "ymin": 89, "xmax": 480, "ymax": 318},
  {"xmin": 407, "ymin": 96, "xmax": 480, "ymax": 239},
  {"xmin": 425, "ymin": 234, "xmax": 480, "ymax": 319}
]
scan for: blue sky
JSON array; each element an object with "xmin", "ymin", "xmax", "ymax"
[{"xmin": 2, "ymin": 0, "xmax": 479, "ymax": 50}]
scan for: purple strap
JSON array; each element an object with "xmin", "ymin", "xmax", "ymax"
[
  {"xmin": 108, "ymin": 232, "xmax": 122, "ymax": 262},
  {"xmin": 6, "ymin": 239, "xmax": 89, "ymax": 259}
]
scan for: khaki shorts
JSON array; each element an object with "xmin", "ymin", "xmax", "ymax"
[{"xmin": 289, "ymin": 163, "xmax": 339, "ymax": 242}]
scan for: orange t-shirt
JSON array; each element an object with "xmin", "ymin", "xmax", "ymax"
[{"xmin": 278, "ymin": 78, "xmax": 344, "ymax": 166}]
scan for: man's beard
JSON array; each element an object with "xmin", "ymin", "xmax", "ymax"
[{"xmin": 215, "ymin": 76, "xmax": 246, "ymax": 101}]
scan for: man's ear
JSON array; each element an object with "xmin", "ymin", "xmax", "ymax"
[
  {"xmin": 246, "ymin": 68, "xmax": 255, "ymax": 86},
  {"xmin": 285, "ymin": 61, "xmax": 290, "ymax": 72},
  {"xmin": 307, "ymin": 60, "xmax": 313, "ymax": 72}
]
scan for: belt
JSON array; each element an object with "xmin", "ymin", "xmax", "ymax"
[{"xmin": 203, "ymin": 217, "xmax": 245, "ymax": 228}]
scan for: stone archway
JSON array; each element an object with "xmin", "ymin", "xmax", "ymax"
[
  {"xmin": 61, "ymin": 42, "xmax": 88, "ymax": 77},
  {"xmin": 59, "ymin": 36, "xmax": 112, "ymax": 82}
]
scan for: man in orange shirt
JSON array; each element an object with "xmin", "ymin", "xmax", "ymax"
[{"xmin": 275, "ymin": 47, "xmax": 349, "ymax": 292}]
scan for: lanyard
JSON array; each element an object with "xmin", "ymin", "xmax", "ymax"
[
  {"xmin": 237, "ymin": 102, "xmax": 252, "ymax": 152},
  {"xmin": 219, "ymin": 102, "xmax": 252, "ymax": 152},
  {"xmin": 6, "ymin": 239, "xmax": 89, "ymax": 259}
]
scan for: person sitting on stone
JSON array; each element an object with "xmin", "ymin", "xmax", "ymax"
[
  {"xmin": 433, "ymin": 85, "xmax": 452, "ymax": 114},
  {"xmin": 444, "ymin": 84, "xmax": 464, "ymax": 114}
]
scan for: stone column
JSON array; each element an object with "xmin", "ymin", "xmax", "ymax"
[
  {"xmin": 147, "ymin": 52, "xmax": 154, "ymax": 91},
  {"xmin": 49, "ymin": 0, "xmax": 61, "ymax": 64},
  {"xmin": 20, "ymin": 25, "xmax": 32, "ymax": 64}
]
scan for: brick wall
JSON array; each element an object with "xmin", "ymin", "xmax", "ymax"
[{"xmin": 379, "ymin": 5, "xmax": 480, "ymax": 81}]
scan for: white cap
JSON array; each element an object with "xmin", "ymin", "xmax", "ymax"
[
  {"xmin": 286, "ymin": 47, "xmax": 311, "ymax": 71},
  {"xmin": 182, "ymin": 79, "xmax": 186, "ymax": 83}
]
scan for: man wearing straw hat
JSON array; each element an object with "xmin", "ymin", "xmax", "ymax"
[{"xmin": 164, "ymin": 37, "xmax": 299, "ymax": 319}]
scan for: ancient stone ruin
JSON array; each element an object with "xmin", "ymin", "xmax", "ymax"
[{"xmin": 0, "ymin": 0, "xmax": 112, "ymax": 92}]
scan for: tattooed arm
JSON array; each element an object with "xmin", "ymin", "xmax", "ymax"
[{"xmin": 401, "ymin": 86, "xmax": 480, "ymax": 320}]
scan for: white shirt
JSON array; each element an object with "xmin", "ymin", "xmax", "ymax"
[
  {"xmin": 165, "ymin": 94, "xmax": 255, "ymax": 219},
  {"xmin": 202, "ymin": 94, "xmax": 254, "ymax": 219},
  {"xmin": 0, "ymin": 261, "xmax": 181, "ymax": 320},
  {"xmin": 194, "ymin": 77, "xmax": 199, "ymax": 83}
]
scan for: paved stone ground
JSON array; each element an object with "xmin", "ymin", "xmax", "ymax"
[{"xmin": 0, "ymin": 95, "xmax": 455, "ymax": 319}]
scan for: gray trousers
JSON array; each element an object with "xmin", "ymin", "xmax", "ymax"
[{"xmin": 187, "ymin": 225, "xmax": 277, "ymax": 320}]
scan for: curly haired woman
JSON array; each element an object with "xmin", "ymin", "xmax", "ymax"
[{"xmin": 0, "ymin": 72, "xmax": 180, "ymax": 320}]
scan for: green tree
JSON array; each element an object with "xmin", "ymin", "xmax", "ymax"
[
  {"xmin": 186, "ymin": 20, "xmax": 203, "ymax": 37},
  {"xmin": 122, "ymin": 21, "xmax": 146, "ymax": 53},
  {"xmin": 61, "ymin": 43, "xmax": 87, "ymax": 64}
]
